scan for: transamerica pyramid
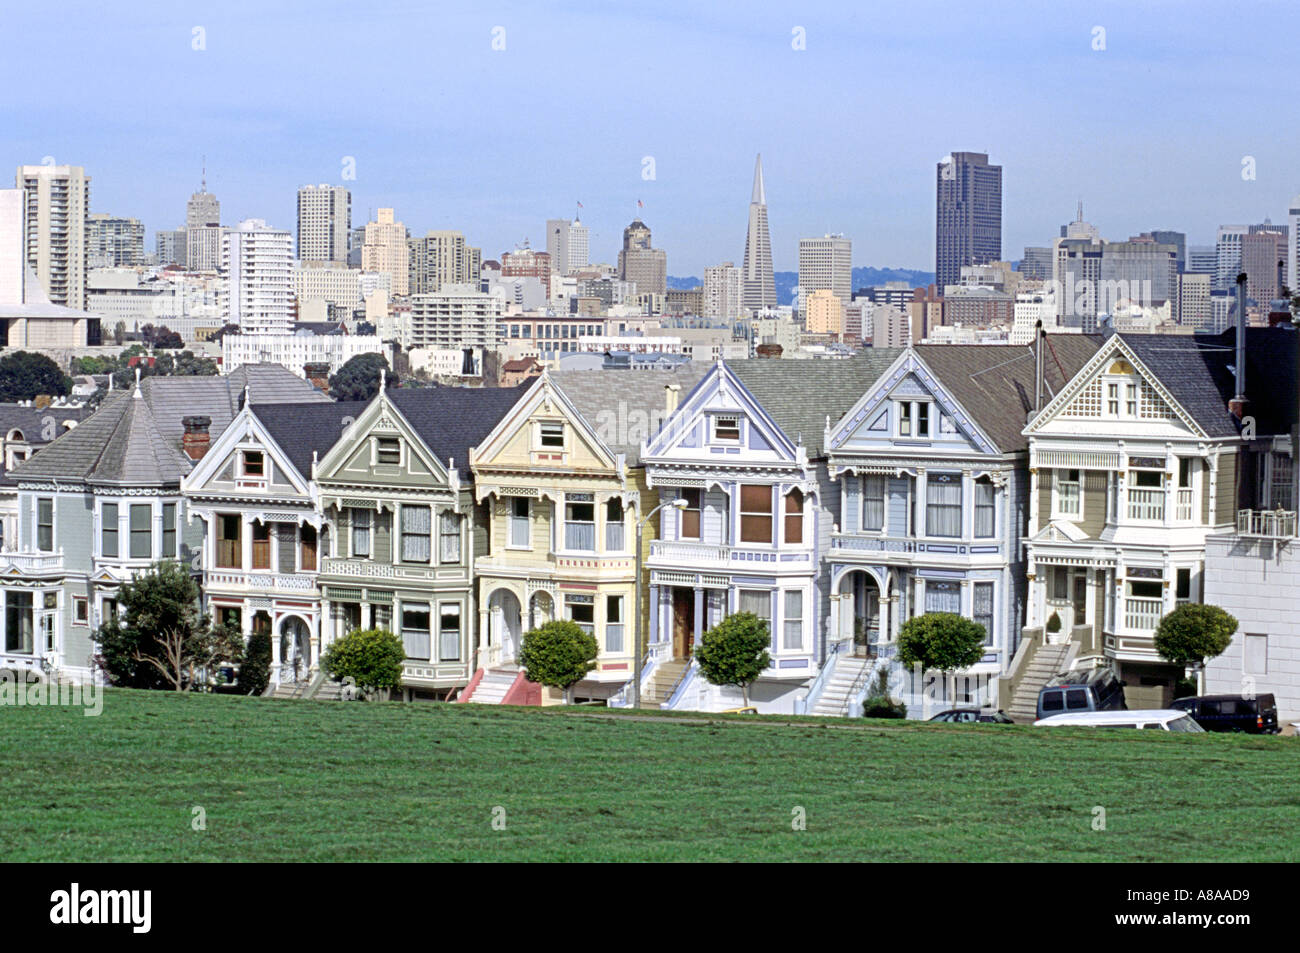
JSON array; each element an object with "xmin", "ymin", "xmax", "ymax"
[{"xmin": 741, "ymin": 153, "xmax": 776, "ymax": 311}]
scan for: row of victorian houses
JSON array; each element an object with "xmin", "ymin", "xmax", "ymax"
[{"xmin": 0, "ymin": 324, "xmax": 1295, "ymax": 717}]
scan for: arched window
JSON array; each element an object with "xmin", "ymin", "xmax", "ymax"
[{"xmin": 784, "ymin": 489, "xmax": 804, "ymax": 544}]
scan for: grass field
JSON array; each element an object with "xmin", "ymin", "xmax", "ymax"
[{"xmin": 3, "ymin": 689, "xmax": 1298, "ymax": 862}]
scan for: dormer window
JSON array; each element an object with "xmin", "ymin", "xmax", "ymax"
[
  {"xmin": 897, "ymin": 401, "xmax": 931, "ymax": 438},
  {"xmin": 242, "ymin": 450, "xmax": 264, "ymax": 477},
  {"xmin": 376, "ymin": 437, "xmax": 401, "ymax": 465},
  {"xmin": 540, "ymin": 422, "xmax": 565, "ymax": 448},
  {"xmin": 714, "ymin": 416, "xmax": 741, "ymax": 442}
]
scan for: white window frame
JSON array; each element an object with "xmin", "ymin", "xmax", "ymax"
[
  {"xmin": 508, "ymin": 497, "xmax": 531, "ymax": 549},
  {"xmin": 712, "ymin": 415, "xmax": 741, "ymax": 444},
  {"xmin": 1053, "ymin": 469, "xmax": 1082, "ymax": 520}
]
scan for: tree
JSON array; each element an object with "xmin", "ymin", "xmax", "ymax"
[
  {"xmin": 0, "ymin": 351, "xmax": 71, "ymax": 402},
  {"xmin": 518, "ymin": 619, "xmax": 598, "ymax": 704},
  {"xmin": 329, "ymin": 353, "xmax": 390, "ymax": 401},
  {"xmin": 860, "ymin": 665, "xmax": 907, "ymax": 719},
  {"xmin": 1155, "ymin": 603, "xmax": 1238, "ymax": 695},
  {"xmin": 92, "ymin": 560, "xmax": 239, "ymax": 690},
  {"xmin": 895, "ymin": 612, "xmax": 987, "ymax": 712},
  {"xmin": 238, "ymin": 629, "xmax": 273, "ymax": 696},
  {"xmin": 693, "ymin": 611, "xmax": 771, "ymax": 707},
  {"xmin": 320, "ymin": 628, "xmax": 405, "ymax": 695}
]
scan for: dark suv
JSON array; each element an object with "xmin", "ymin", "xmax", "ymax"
[
  {"xmin": 1169, "ymin": 694, "xmax": 1279, "ymax": 734},
  {"xmin": 1036, "ymin": 667, "xmax": 1127, "ymax": 720}
]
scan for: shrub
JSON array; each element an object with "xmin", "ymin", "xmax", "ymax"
[
  {"xmin": 1045, "ymin": 611, "xmax": 1062, "ymax": 634},
  {"xmin": 519, "ymin": 620, "xmax": 599, "ymax": 703},
  {"xmin": 240, "ymin": 630, "xmax": 272, "ymax": 696},
  {"xmin": 860, "ymin": 666, "xmax": 907, "ymax": 719},
  {"xmin": 321, "ymin": 628, "xmax": 405, "ymax": 695}
]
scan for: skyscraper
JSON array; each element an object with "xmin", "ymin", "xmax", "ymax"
[
  {"xmin": 87, "ymin": 214, "xmax": 145, "ymax": 268},
  {"xmin": 1241, "ymin": 228, "xmax": 1288, "ymax": 308},
  {"xmin": 703, "ymin": 262, "xmax": 743, "ymax": 322},
  {"xmin": 618, "ymin": 219, "xmax": 666, "ymax": 297},
  {"xmin": 741, "ymin": 154, "xmax": 776, "ymax": 312},
  {"xmin": 186, "ymin": 171, "xmax": 221, "ymax": 272},
  {"xmin": 16, "ymin": 164, "xmax": 90, "ymax": 309},
  {"xmin": 408, "ymin": 230, "xmax": 480, "ymax": 294},
  {"xmin": 296, "ymin": 184, "xmax": 351, "ymax": 263},
  {"xmin": 222, "ymin": 219, "xmax": 293, "ymax": 334},
  {"xmin": 797, "ymin": 234, "xmax": 852, "ymax": 315},
  {"xmin": 362, "ymin": 208, "xmax": 409, "ymax": 296},
  {"xmin": 1290, "ymin": 195, "xmax": 1300, "ymax": 298},
  {"xmin": 935, "ymin": 151, "xmax": 1002, "ymax": 291},
  {"xmin": 547, "ymin": 217, "xmax": 590, "ymax": 276}
]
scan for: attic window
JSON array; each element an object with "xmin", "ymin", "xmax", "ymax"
[
  {"xmin": 242, "ymin": 451, "xmax": 264, "ymax": 477},
  {"xmin": 540, "ymin": 422, "xmax": 565, "ymax": 448},
  {"xmin": 714, "ymin": 416, "xmax": 741, "ymax": 442},
  {"xmin": 376, "ymin": 437, "xmax": 401, "ymax": 465}
]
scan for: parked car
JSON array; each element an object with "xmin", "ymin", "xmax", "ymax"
[
  {"xmin": 1034, "ymin": 710, "xmax": 1205, "ymax": 732},
  {"xmin": 1036, "ymin": 667, "xmax": 1126, "ymax": 720},
  {"xmin": 928, "ymin": 708, "xmax": 1014, "ymax": 724},
  {"xmin": 1168, "ymin": 694, "xmax": 1279, "ymax": 734}
]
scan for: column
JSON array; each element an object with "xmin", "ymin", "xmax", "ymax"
[
  {"xmin": 914, "ymin": 470, "xmax": 926, "ymax": 538},
  {"xmin": 270, "ymin": 627, "xmax": 281, "ymax": 683},
  {"xmin": 693, "ymin": 587, "xmax": 704, "ymax": 641},
  {"xmin": 649, "ymin": 584, "xmax": 660, "ymax": 648}
]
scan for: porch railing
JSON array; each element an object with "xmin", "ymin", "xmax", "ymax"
[
  {"xmin": 1126, "ymin": 488, "xmax": 1164, "ymax": 522},
  {"xmin": 1237, "ymin": 508, "xmax": 1297, "ymax": 538},
  {"xmin": 1123, "ymin": 597, "xmax": 1164, "ymax": 633}
]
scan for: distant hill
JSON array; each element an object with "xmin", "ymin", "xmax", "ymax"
[{"xmin": 667, "ymin": 267, "xmax": 935, "ymax": 306}]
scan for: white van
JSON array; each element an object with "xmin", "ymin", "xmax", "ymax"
[{"xmin": 1033, "ymin": 709, "xmax": 1205, "ymax": 732}]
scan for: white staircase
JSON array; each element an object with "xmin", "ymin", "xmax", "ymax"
[
  {"xmin": 465, "ymin": 668, "xmax": 518, "ymax": 704},
  {"xmin": 1007, "ymin": 643, "xmax": 1071, "ymax": 721},
  {"xmin": 811, "ymin": 655, "xmax": 874, "ymax": 717}
]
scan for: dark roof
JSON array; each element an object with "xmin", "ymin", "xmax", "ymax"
[
  {"xmin": 0, "ymin": 404, "xmax": 95, "ymax": 446},
  {"xmin": 728, "ymin": 350, "xmax": 906, "ymax": 458},
  {"xmin": 389, "ymin": 385, "xmax": 532, "ymax": 477},
  {"xmin": 257, "ymin": 399, "xmax": 374, "ymax": 479},
  {"xmin": 1120, "ymin": 328, "xmax": 1298, "ymax": 438},
  {"xmin": 916, "ymin": 336, "xmax": 1103, "ymax": 452}
]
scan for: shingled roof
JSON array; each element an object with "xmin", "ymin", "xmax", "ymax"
[
  {"xmin": 388, "ymin": 384, "xmax": 533, "ymax": 478},
  {"xmin": 256, "ymin": 399, "xmax": 375, "ymax": 479},
  {"xmin": 729, "ymin": 350, "xmax": 906, "ymax": 458},
  {"xmin": 916, "ymin": 335, "xmax": 1103, "ymax": 452}
]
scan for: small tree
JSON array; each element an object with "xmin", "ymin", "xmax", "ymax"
[
  {"xmin": 1155, "ymin": 603, "xmax": 1238, "ymax": 695},
  {"xmin": 132, "ymin": 622, "xmax": 244, "ymax": 692},
  {"xmin": 519, "ymin": 619, "xmax": 598, "ymax": 704},
  {"xmin": 329, "ymin": 353, "xmax": 390, "ymax": 401},
  {"xmin": 895, "ymin": 612, "xmax": 987, "ymax": 713},
  {"xmin": 1045, "ymin": 611, "xmax": 1062, "ymax": 634},
  {"xmin": 321, "ymin": 628, "xmax": 405, "ymax": 696},
  {"xmin": 693, "ymin": 611, "xmax": 771, "ymax": 707},
  {"xmin": 860, "ymin": 665, "xmax": 907, "ymax": 719},
  {"xmin": 239, "ymin": 629, "xmax": 273, "ymax": 696}
]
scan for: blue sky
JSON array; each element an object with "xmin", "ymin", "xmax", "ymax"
[{"xmin": 2, "ymin": 0, "xmax": 1297, "ymax": 275}]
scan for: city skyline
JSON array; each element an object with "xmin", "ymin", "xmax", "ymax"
[{"xmin": 2, "ymin": 2, "xmax": 1297, "ymax": 275}]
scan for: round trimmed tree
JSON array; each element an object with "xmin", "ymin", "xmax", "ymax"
[
  {"xmin": 321, "ymin": 628, "xmax": 405, "ymax": 697},
  {"xmin": 518, "ymin": 619, "xmax": 598, "ymax": 704},
  {"xmin": 1154, "ymin": 603, "xmax": 1237, "ymax": 695},
  {"xmin": 895, "ymin": 612, "xmax": 987, "ymax": 711},
  {"xmin": 693, "ymin": 611, "xmax": 772, "ymax": 708}
]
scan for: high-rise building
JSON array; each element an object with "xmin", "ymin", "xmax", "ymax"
[
  {"xmin": 703, "ymin": 262, "xmax": 743, "ymax": 322},
  {"xmin": 1241, "ymin": 228, "xmax": 1288, "ymax": 307},
  {"xmin": 156, "ymin": 229, "xmax": 187, "ymax": 268},
  {"xmin": 741, "ymin": 154, "xmax": 776, "ymax": 311},
  {"xmin": 1215, "ymin": 225, "xmax": 1247, "ymax": 292},
  {"xmin": 617, "ymin": 219, "xmax": 666, "ymax": 297},
  {"xmin": 348, "ymin": 224, "xmax": 365, "ymax": 268},
  {"xmin": 935, "ymin": 151, "xmax": 1002, "ymax": 291},
  {"xmin": 185, "ymin": 173, "xmax": 221, "ymax": 272},
  {"xmin": 296, "ymin": 184, "xmax": 351, "ymax": 263},
  {"xmin": 362, "ymin": 208, "xmax": 409, "ymax": 296},
  {"xmin": 797, "ymin": 234, "xmax": 851, "ymax": 315},
  {"xmin": 546, "ymin": 217, "xmax": 590, "ymax": 275},
  {"xmin": 1186, "ymin": 245, "xmax": 1216, "ymax": 276},
  {"xmin": 408, "ymin": 283, "xmax": 503, "ymax": 350},
  {"xmin": 87, "ymin": 214, "xmax": 145, "ymax": 268},
  {"xmin": 805, "ymin": 289, "xmax": 845, "ymax": 336},
  {"xmin": 1020, "ymin": 246, "xmax": 1053, "ymax": 281},
  {"xmin": 1289, "ymin": 195, "xmax": 1300, "ymax": 299},
  {"xmin": 501, "ymin": 244, "xmax": 552, "ymax": 297},
  {"xmin": 408, "ymin": 230, "xmax": 480, "ymax": 295},
  {"xmin": 1177, "ymin": 272, "xmax": 1212, "ymax": 330},
  {"xmin": 222, "ymin": 219, "xmax": 293, "ymax": 334},
  {"xmin": 1100, "ymin": 240, "xmax": 1179, "ymax": 314},
  {"xmin": 1147, "ymin": 230, "xmax": 1186, "ymax": 272},
  {"xmin": 15, "ymin": 164, "xmax": 90, "ymax": 309}
]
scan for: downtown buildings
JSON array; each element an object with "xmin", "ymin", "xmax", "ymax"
[
  {"xmin": 935, "ymin": 152, "xmax": 1002, "ymax": 292},
  {"xmin": 296, "ymin": 184, "xmax": 351, "ymax": 263},
  {"xmin": 741, "ymin": 154, "xmax": 776, "ymax": 312}
]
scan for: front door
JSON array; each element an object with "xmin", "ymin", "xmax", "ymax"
[{"xmin": 672, "ymin": 588, "xmax": 693, "ymax": 659}]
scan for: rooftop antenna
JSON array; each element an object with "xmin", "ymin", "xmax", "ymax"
[
  {"xmin": 1077, "ymin": 199, "xmax": 1083, "ymax": 222},
  {"xmin": 132, "ymin": 367, "xmax": 142, "ymax": 400},
  {"xmin": 201, "ymin": 155, "xmax": 207, "ymax": 193},
  {"xmin": 379, "ymin": 368, "xmax": 387, "ymax": 395}
]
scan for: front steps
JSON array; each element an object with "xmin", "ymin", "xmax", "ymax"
[
  {"xmin": 1007, "ymin": 643, "xmax": 1072, "ymax": 721},
  {"xmin": 460, "ymin": 667, "xmax": 520, "ymax": 704},
  {"xmin": 811, "ymin": 655, "xmax": 875, "ymax": 717},
  {"xmin": 640, "ymin": 658, "xmax": 690, "ymax": 708}
]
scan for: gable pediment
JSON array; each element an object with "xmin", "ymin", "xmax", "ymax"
[
  {"xmin": 315, "ymin": 395, "xmax": 450, "ymax": 488},
  {"xmin": 472, "ymin": 374, "xmax": 620, "ymax": 475},
  {"xmin": 181, "ymin": 409, "xmax": 310, "ymax": 497}
]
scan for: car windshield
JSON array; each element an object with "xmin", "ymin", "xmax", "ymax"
[{"xmin": 1165, "ymin": 714, "xmax": 1206, "ymax": 733}]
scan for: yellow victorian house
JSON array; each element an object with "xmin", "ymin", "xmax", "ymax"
[{"xmin": 465, "ymin": 371, "xmax": 648, "ymax": 704}]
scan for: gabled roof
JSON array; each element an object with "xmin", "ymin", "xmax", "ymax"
[
  {"xmin": 0, "ymin": 404, "xmax": 95, "ymax": 444},
  {"xmin": 728, "ymin": 350, "xmax": 905, "ymax": 458},
  {"xmin": 914, "ymin": 336, "xmax": 1103, "ymax": 452},
  {"xmin": 388, "ymin": 385, "xmax": 533, "ymax": 478},
  {"xmin": 256, "ymin": 399, "xmax": 375, "ymax": 479},
  {"xmin": 551, "ymin": 364, "xmax": 708, "ymax": 465}
]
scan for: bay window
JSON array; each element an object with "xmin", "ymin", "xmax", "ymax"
[
  {"xmin": 36, "ymin": 498, "xmax": 53, "ymax": 552},
  {"xmin": 739, "ymin": 484, "xmax": 773, "ymax": 544},
  {"xmin": 252, "ymin": 522, "xmax": 271, "ymax": 570},
  {"xmin": 5, "ymin": 592, "xmax": 33, "ymax": 653},
  {"xmin": 738, "ymin": 589, "xmax": 772, "ymax": 643},
  {"xmin": 401, "ymin": 505, "xmax": 431, "ymax": 562},
  {"xmin": 605, "ymin": 498, "xmax": 625, "ymax": 551},
  {"xmin": 782, "ymin": 590, "xmax": 803, "ymax": 651},
  {"xmin": 973, "ymin": 582, "xmax": 994, "ymax": 646},
  {"xmin": 974, "ymin": 477, "xmax": 995, "ymax": 536},
  {"xmin": 217, "ymin": 514, "xmax": 241, "ymax": 568},
  {"xmin": 564, "ymin": 495, "xmax": 596, "ymax": 551},
  {"xmin": 102, "ymin": 503, "xmax": 119, "ymax": 558},
  {"xmin": 162, "ymin": 503, "xmax": 177, "ymax": 558},
  {"xmin": 351, "ymin": 509, "xmax": 371, "ymax": 557},
  {"xmin": 605, "ymin": 595, "xmax": 624, "ymax": 653},
  {"xmin": 300, "ymin": 524, "xmax": 317, "ymax": 572},
  {"xmin": 924, "ymin": 580, "xmax": 961, "ymax": 614},
  {"xmin": 400, "ymin": 603, "xmax": 431, "ymax": 659},
  {"xmin": 509, "ymin": 497, "xmax": 530, "ymax": 548},
  {"xmin": 862, "ymin": 475, "xmax": 885, "ymax": 531},
  {"xmin": 783, "ymin": 489, "xmax": 804, "ymax": 544},
  {"xmin": 566, "ymin": 594, "xmax": 595, "ymax": 636},
  {"xmin": 439, "ymin": 604, "xmax": 461, "ymax": 661},
  {"xmin": 439, "ymin": 511, "xmax": 461, "ymax": 563},
  {"xmin": 130, "ymin": 504, "xmax": 152, "ymax": 559}
]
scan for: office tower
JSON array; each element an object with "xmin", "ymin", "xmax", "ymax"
[
  {"xmin": 222, "ymin": 219, "xmax": 293, "ymax": 334},
  {"xmin": 1020, "ymin": 246, "xmax": 1053, "ymax": 281},
  {"xmin": 797, "ymin": 234, "xmax": 852, "ymax": 315},
  {"xmin": 1053, "ymin": 234, "xmax": 1104, "ymax": 332},
  {"xmin": 1147, "ymin": 230, "xmax": 1186, "ymax": 272},
  {"xmin": 348, "ymin": 225, "xmax": 365, "ymax": 268},
  {"xmin": 617, "ymin": 219, "xmax": 667, "ymax": 297},
  {"xmin": 156, "ymin": 229, "xmax": 187, "ymax": 268},
  {"xmin": 703, "ymin": 262, "xmax": 743, "ymax": 322},
  {"xmin": 86, "ymin": 214, "xmax": 145, "ymax": 268},
  {"xmin": 15, "ymin": 164, "xmax": 90, "ymax": 309},
  {"xmin": 1241, "ymin": 228, "xmax": 1288, "ymax": 307},
  {"xmin": 1178, "ymin": 273, "xmax": 1212, "ymax": 330},
  {"xmin": 362, "ymin": 208, "xmax": 409, "ymax": 296},
  {"xmin": 1186, "ymin": 245, "xmax": 1216, "ymax": 275},
  {"xmin": 1099, "ymin": 240, "xmax": 1179, "ymax": 314},
  {"xmin": 1290, "ymin": 196, "xmax": 1300, "ymax": 298},
  {"xmin": 547, "ymin": 217, "xmax": 590, "ymax": 275},
  {"xmin": 408, "ymin": 230, "xmax": 480, "ymax": 294},
  {"xmin": 741, "ymin": 153, "xmax": 776, "ymax": 311},
  {"xmin": 185, "ymin": 172, "xmax": 221, "ymax": 272},
  {"xmin": 501, "ymin": 244, "xmax": 552, "ymax": 297},
  {"xmin": 1215, "ymin": 226, "xmax": 1247, "ymax": 292},
  {"xmin": 935, "ymin": 151, "xmax": 1002, "ymax": 291},
  {"xmin": 871, "ymin": 304, "xmax": 910, "ymax": 347},
  {"xmin": 805, "ymin": 289, "xmax": 845, "ymax": 335},
  {"xmin": 296, "ymin": 184, "xmax": 351, "ymax": 263}
]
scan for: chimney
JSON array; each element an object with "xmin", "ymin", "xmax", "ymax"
[
  {"xmin": 664, "ymin": 383, "xmax": 680, "ymax": 415},
  {"xmin": 1229, "ymin": 273, "xmax": 1248, "ymax": 419},
  {"xmin": 182, "ymin": 415, "xmax": 212, "ymax": 460},
  {"xmin": 304, "ymin": 362, "xmax": 331, "ymax": 392}
]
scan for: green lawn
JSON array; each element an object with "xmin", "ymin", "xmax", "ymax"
[{"xmin": 3, "ymin": 689, "xmax": 1298, "ymax": 861}]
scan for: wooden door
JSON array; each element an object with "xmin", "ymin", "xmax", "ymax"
[{"xmin": 672, "ymin": 589, "xmax": 693, "ymax": 658}]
